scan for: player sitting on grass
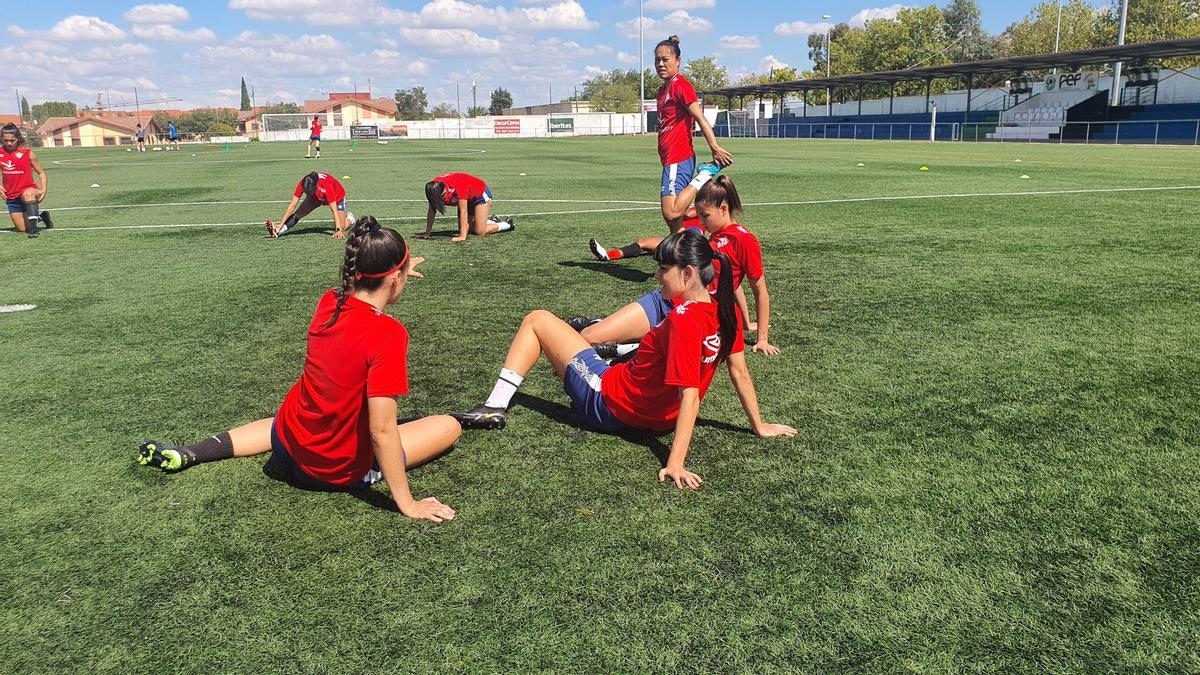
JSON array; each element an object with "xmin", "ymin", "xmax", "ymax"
[
  {"xmin": 422, "ymin": 172, "xmax": 514, "ymax": 242},
  {"xmin": 267, "ymin": 171, "xmax": 353, "ymax": 239},
  {"xmin": 1, "ymin": 123, "xmax": 54, "ymax": 238},
  {"xmin": 138, "ymin": 217, "xmax": 459, "ymax": 523},
  {"xmin": 450, "ymin": 229, "xmax": 795, "ymax": 490},
  {"xmin": 579, "ymin": 175, "xmax": 779, "ymax": 355}
]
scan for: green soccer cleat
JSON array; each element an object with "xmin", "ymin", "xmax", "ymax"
[{"xmin": 137, "ymin": 440, "xmax": 198, "ymax": 472}]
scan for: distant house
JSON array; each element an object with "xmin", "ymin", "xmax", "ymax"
[
  {"xmin": 37, "ymin": 113, "xmax": 161, "ymax": 147},
  {"xmin": 303, "ymin": 93, "xmax": 398, "ymax": 124},
  {"xmin": 0, "ymin": 114, "xmax": 24, "ymax": 127},
  {"xmin": 237, "ymin": 108, "xmax": 266, "ymax": 139}
]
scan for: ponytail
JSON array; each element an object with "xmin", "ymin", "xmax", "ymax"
[
  {"xmin": 654, "ymin": 229, "xmax": 736, "ymax": 364},
  {"xmin": 711, "ymin": 250, "xmax": 737, "ymax": 363},
  {"xmin": 324, "ymin": 216, "xmax": 408, "ymax": 328},
  {"xmin": 656, "ymin": 35, "xmax": 681, "ymax": 59},
  {"xmin": 425, "ymin": 180, "xmax": 446, "ymax": 214}
]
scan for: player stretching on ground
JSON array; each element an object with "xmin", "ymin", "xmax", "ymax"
[
  {"xmin": 649, "ymin": 35, "xmax": 731, "ymax": 232},
  {"xmin": 1, "ymin": 124, "xmax": 53, "ymax": 238},
  {"xmin": 577, "ymin": 176, "xmax": 779, "ymax": 355},
  {"xmin": 305, "ymin": 115, "xmax": 321, "ymax": 159},
  {"xmin": 451, "ymin": 230, "xmax": 795, "ymax": 489},
  {"xmin": 268, "ymin": 171, "xmax": 352, "ymax": 239},
  {"xmin": 138, "ymin": 218, "xmax": 459, "ymax": 523},
  {"xmin": 423, "ymin": 172, "xmax": 514, "ymax": 242}
]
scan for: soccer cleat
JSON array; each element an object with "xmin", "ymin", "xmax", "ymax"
[
  {"xmin": 566, "ymin": 315, "xmax": 602, "ymax": 332},
  {"xmin": 588, "ymin": 239, "xmax": 609, "ymax": 261},
  {"xmin": 697, "ymin": 162, "xmax": 723, "ymax": 179},
  {"xmin": 449, "ymin": 405, "xmax": 508, "ymax": 431},
  {"xmin": 25, "ymin": 218, "xmax": 39, "ymax": 238},
  {"xmin": 265, "ymin": 220, "xmax": 279, "ymax": 238},
  {"xmin": 504, "ymin": 216, "xmax": 515, "ymax": 231},
  {"xmin": 39, "ymin": 211, "xmax": 54, "ymax": 229},
  {"xmin": 137, "ymin": 440, "xmax": 198, "ymax": 472},
  {"xmin": 593, "ymin": 343, "xmax": 619, "ymax": 360}
]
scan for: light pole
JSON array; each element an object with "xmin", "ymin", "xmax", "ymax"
[
  {"xmin": 1110, "ymin": 0, "xmax": 1129, "ymax": 107},
  {"xmin": 472, "ymin": 80, "xmax": 477, "ymax": 114},
  {"xmin": 639, "ymin": 0, "xmax": 646, "ymax": 133},
  {"xmin": 1053, "ymin": 0, "xmax": 1063, "ymax": 74},
  {"xmin": 823, "ymin": 15, "xmax": 832, "ymax": 117}
]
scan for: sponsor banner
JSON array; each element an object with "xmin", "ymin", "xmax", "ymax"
[
  {"xmin": 1044, "ymin": 71, "xmax": 1100, "ymax": 92},
  {"xmin": 641, "ymin": 100, "xmax": 657, "ymax": 112},
  {"xmin": 494, "ymin": 118, "xmax": 521, "ymax": 135},
  {"xmin": 380, "ymin": 125, "xmax": 408, "ymax": 138},
  {"xmin": 549, "ymin": 117, "xmax": 574, "ymax": 133},
  {"xmin": 349, "ymin": 125, "xmax": 380, "ymax": 139}
]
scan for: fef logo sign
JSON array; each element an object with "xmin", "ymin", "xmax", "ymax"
[
  {"xmin": 549, "ymin": 117, "xmax": 574, "ymax": 133},
  {"xmin": 1046, "ymin": 72, "xmax": 1101, "ymax": 92}
]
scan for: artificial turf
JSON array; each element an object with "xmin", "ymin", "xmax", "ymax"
[{"xmin": 1, "ymin": 136, "xmax": 1198, "ymax": 672}]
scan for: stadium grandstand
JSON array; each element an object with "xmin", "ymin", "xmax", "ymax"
[{"xmin": 703, "ymin": 37, "xmax": 1200, "ymax": 145}]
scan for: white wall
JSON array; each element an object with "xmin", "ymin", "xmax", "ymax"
[{"xmin": 260, "ymin": 112, "xmax": 643, "ymax": 142}]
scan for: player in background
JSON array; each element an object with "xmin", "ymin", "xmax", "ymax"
[
  {"xmin": 138, "ymin": 218, "xmax": 459, "ymax": 523},
  {"xmin": 1, "ymin": 123, "xmax": 53, "ymax": 238},
  {"xmin": 135, "ymin": 123, "xmax": 146, "ymax": 152},
  {"xmin": 305, "ymin": 115, "xmax": 321, "ymax": 159},
  {"xmin": 577, "ymin": 176, "xmax": 778, "ymax": 355},
  {"xmin": 451, "ymin": 230, "xmax": 794, "ymax": 489},
  {"xmin": 651, "ymin": 35, "xmax": 732, "ymax": 231},
  {"xmin": 166, "ymin": 121, "xmax": 179, "ymax": 150},
  {"xmin": 423, "ymin": 172, "xmax": 514, "ymax": 242},
  {"xmin": 268, "ymin": 171, "xmax": 352, "ymax": 239}
]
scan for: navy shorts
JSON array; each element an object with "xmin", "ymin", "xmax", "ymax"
[
  {"xmin": 469, "ymin": 186, "xmax": 493, "ymax": 208},
  {"xmin": 660, "ymin": 157, "xmax": 696, "ymax": 198},
  {"xmin": 309, "ymin": 135, "xmax": 321, "ymax": 141},
  {"xmin": 562, "ymin": 349, "xmax": 626, "ymax": 433},
  {"xmin": 270, "ymin": 422, "xmax": 381, "ymax": 492},
  {"xmin": 6, "ymin": 198, "xmax": 26, "ymax": 214},
  {"xmin": 636, "ymin": 289, "xmax": 674, "ymax": 327}
]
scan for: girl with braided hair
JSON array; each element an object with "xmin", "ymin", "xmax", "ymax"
[
  {"xmin": 138, "ymin": 217, "xmax": 459, "ymax": 523},
  {"xmin": 452, "ymin": 229, "xmax": 795, "ymax": 490}
]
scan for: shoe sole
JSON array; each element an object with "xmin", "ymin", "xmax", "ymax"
[
  {"xmin": 451, "ymin": 414, "xmax": 507, "ymax": 431},
  {"xmin": 588, "ymin": 239, "xmax": 607, "ymax": 262},
  {"xmin": 137, "ymin": 440, "xmax": 165, "ymax": 468}
]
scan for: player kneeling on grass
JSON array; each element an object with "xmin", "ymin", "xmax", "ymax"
[
  {"xmin": 1, "ymin": 124, "xmax": 54, "ymax": 238},
  {"xmin": 581, "ymin": 175, "xmax": 779, "ymax": 355},
  {"xmin": 451, "ymin": 229, "xmax": 795, "ymax": 489},
  {"xmin": 267, "ymin": 171, "xmax": 353, "ymax": 240},
  {"xmin": 422, "ymin": 172, "xmax": 514, "ymax": 242},
  {"xmin": 138, "ymin": 218, "xmax": 458, "ymax": 523}
]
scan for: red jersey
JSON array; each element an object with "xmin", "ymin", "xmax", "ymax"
[
  {"xmin": 276, "ymin": 290, "xmax": 410, "ymax": 486},
  {"xmin": 656, "ymin": 73, "xmax": 699, "ymax": 166},
  {"xmin": 311, "ymin": 120, "xmax": 322, "ymax": 136},
  {"xmin": 435, "ymin": 172, "xmax": 487, "ymax": 205},
  {"xmin": 709, "ymin": 223, "xmax": 764, "ymax": 292},
  {"xmin": 294, "ymin": 173, "xmax": 346, "ymax": 205},
  {"xmin": 601, "ymin": 299, "xmax": 743, "ymax": 431},
  {"xmin": 0, "ymin": 147, "xmax": 38, "ymax": 200}
]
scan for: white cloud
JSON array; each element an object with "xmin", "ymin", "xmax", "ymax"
[
  {"xmin": 48, "ymin": 16, "xmax": 127, "ymax": 41},
  {"xmin": 616, "ymin": 51, "xmax": 638, "ymax": 65},
  {"xmin": 849, "ymin": 4, "xmax": 906, "ymax": 27},
  {"xmin": 83, "ymin": 43, "xmax": 156, "ymax": 58},
  {"xmin": 773, "ymin": 19, "xmax": 830, "ymax": 37},
  {"xmin": 418, "ymin": 0, "xmax": 505, "ymax": 27},
  {"xmin": 115, "ymin": 77, "xmax": 160, "ymax": 90},
  {"xmin": 417, "ymin": 0, "xmax": 595, "ymax": 31},
  {"xmin": 718, "ymin": 34, "xmax": 759, "ymax": 50},
  {"xmin": 644, "ymin": 0, "xmax": 714, "ymax": 10},
  {"xmin": 513, "ymin": 1, "xmax": 596, "ymax": 30},
  {"xmin": 616, "ymin": 11, "xmax": 712, "ymax": 40},
  {"xmin": 399, "ymin": 28, "xmax": 502, "ymax": 55},
  {"xmin": 758, "ymin": 55, "xmax": 788, "ymax": 71},
  {"xmin": 584, "ymin": 65, "xmax": 605, "ymax": 75},
  {"xmin": 371, "ymin": 49, "xmax": 431, "ymax": 75},
  {"xmin": 132, "ymin": 24, "xmax": 217, "ymax": 42},
  {"xmin": 124, "ymin": 4, "xmax": 191, "ymax": 24},
  {"xmin": 228, "ymin": 0, "xmax": 417, "ymax": 27}
]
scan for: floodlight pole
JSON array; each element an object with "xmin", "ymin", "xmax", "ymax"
[
  {"xmin": 823, "ymin": 15, "xmax": 832, "ymax": 117},
  {"xmin": 1109, "ymin": 0, "xmax": 1129, "ymax": 107},
  {"xmin": 1052, "ymin": 0, "xmax": 1063, "ymax": 74},
  {"xmin": 639, "ymin": 0, "xmax": 646, "ymax": 133}
]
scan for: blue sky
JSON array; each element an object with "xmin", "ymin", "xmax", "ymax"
[{"xmin": 6, "ymin": 1, "xmax": 1079, "ymax": 114}]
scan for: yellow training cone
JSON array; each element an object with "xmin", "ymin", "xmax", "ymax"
[
  {"xmin": 1020, "ymin": 174, "xmax": 1030, "ymax": 179},
  {"xmin": 342, "ymin": 175, "xmax": 351, "ymax": 180},
  {"xmin": 919, "ymin": 166, "xmax": 930, "ymax": 171}
]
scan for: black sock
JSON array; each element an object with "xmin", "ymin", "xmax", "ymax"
[
  {"xmin": 24, "ymin": 201, "xmax": 39, "ymax": 226},
  {"xmin": 620, "ymin": 243, "xmax": 642, "ymax": 259},
  {"xmin": 186, "ymin": 431, "xmax": 234, "ymax": 463},
  {"xmin": 284, "ymin": 214, "xmax": 301, "ymax": 229}
]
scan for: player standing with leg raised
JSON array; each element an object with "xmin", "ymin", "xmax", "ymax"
[
  {"xmin": 305, "ymin": 115, "xmax": 322, "ymax": 159},
  {"xmin": 1, "ymin": 124, "xmax": 53, "ymax": 238}
]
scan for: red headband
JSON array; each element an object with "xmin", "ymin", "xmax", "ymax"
[{"xmin": 355, "ymin": 249, "xmax": 410, "ymax": 280}]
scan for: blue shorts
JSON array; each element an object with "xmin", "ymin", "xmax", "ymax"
[
  {"xmin": 6, "ymin": 198, "xmax": 26, "ymax": 214},
  {"xmin": 684, "ymin": 222, "xmax": 704, "ymax": 235},
  {"xmin": 335, "ymin": 199, "xmax": 346, "ymax": 212},
  {"xmin": 309, "ymin": 135, "xmax": 321, "ymax": 141},
  {"xmin": 660, "ymin": 157, "xmax": 696, "ymax": 198},
  {"xmin": 270, "ymin": 422, "xmax": 381, "ymax": 492},
  {"xmin": 562, "ymin": 349, "xmax": 626, "ymax": 434},
  {"xmin": 636, "ymin": 289, "xmax": 674, "ymax": 327},
  {"xmin": 169, "ymin": 134, "xmax": 178, "ymax": 141},
  {"xmin": 469, "ymin": 186, "xmax": 493, "ymax": 208}
]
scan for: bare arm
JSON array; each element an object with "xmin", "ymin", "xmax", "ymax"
[
  {"xmin": 422, "ymin": 206, "xmax": 436, "ymax": 239},
  {"xmin": 367, "ymin": 397, "xmax": 454, "ymax": 522},
  {"xmin": 687, "ymin": 101, "xmax": 731, "ymax": 166},
  {"xmin": 659, "ymin": 387, "xmax": 704, "ymax": 490},
  {"xmin": 452, "ymin": 201, "xmax": 469, "ymax": 241},
  {"xmin": 726, "ymin": 351, "xmax": 796, "ymax": 437},
  {"xmin": 279, "ymin": 195, "xmax": 300, "ymax": 225},
  {"xmin": 29, "ymin": 152, "xmax": 47, "ymax": 198},
  {"xmin": 734, "ymin": 284, "xmax": 753, "ymax": 330},
  {"xmin": 329, "ymin": 203, "xmax": 346, "ymax": 239},
  {"xmin": 748, "ymin": 276, "xmax": 777, "ymax": 355}
]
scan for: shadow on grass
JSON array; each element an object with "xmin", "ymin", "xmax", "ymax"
[
  {"xmin": 277, "ymin": 226, "xmax": 337, "ymax": 237},
  {"xmin": 410, "ymin": 229, "xmax": 464, "ymax": 239},
  {"xmin": 262, "ymin": 454, "xmax": 399, "ymax": 512},
  {"xmin": 557, "ymin": 260, "xmax": 653, "ymax": 283}
]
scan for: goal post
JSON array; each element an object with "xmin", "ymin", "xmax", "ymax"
[{"xmin": 261, "ymin": 113, "xmax": 345, "ymax": 142}]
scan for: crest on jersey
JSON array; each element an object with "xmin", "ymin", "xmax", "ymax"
[
  {"xmin": 702, "ymin": 333, "xmax": 722, "ymax": 364},
  {"xmin": 674, "ymin": 301, "xmax": 692, "ymax": 315},
  {"xmin": 715, "ymin": 237, "xmax": 729, "ymax": 249}
]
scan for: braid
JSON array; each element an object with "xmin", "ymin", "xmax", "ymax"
[{"xmin": 323, "ymin": 219, "xmax": 374, "ymax": 328}]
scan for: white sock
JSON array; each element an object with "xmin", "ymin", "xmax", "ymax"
[
  {"xmin": 276, "ymin": 223, "xmax": 289, "ymax": 235},
  {"xmin": 616, "ymin": 343, "xmax": 639, "ymax": 356},
  {"xmin": 485, "ymin": 368, "xmax": 524, "ymax": 409},
  {"xmin": 687, "ymin": 171, "xmax": 714, "ymax": 192},
  {"xmin": 496, "ymin": 221, "xmax": 513, "ymax": 232}
]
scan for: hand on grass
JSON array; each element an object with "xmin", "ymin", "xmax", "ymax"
[
  {"xmin": 659, "ymin": 464, "xmax": 703, "ymax": 490},
  {"xmin": 751, "ymin": 340, "xmax": 780, "ymax": 356},
  {"xmin": 450, "ymin": 235, "xmax": 466, "ymax": 243},
  {"xmin": 406, "ymin": 256, "xmax": 426, "ymax": 279},
  {"xmin": 400, "ymin": 496, "xmax": 455, "ymax": 523},
  {"xmin": 754, "ymin": 423, "xmax": 797, "ymax": 438},
  {"xmin": 332, "ymin": 229, "xmax": 345, "ymax": 240}
]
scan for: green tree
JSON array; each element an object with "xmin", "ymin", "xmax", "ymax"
[
  {"xmin": 943, "ymin": 0, "xmax": 993, "ymax": 62},
  {"xmin": 207, "ymin": 122, "xmax": 237, "ymax": 136},
  {"xmin": 20, "ymin": 96, "xmax": 30, "ymax": 122},
  {"xmin": 240, "ymin": 77, "xmax": 251, "ymax": 111},
  {"xmin": 466, "ymin": 106, "xmax": 488, "ymax": 118},
  {"xmin": 1002, "ymin": 0, "xmax": 1105, "ymax": 57},
  {"xmin": 807, "ymin": 23, "xmax": 851, "ymax": 76},
  {"xmin": 683, "ymin": 56, "xmax": 729, "ymax": 92},
  {"xmin": 395, "ymin": 87, "xmax": 430, "ymax": 119},
  {"xmin": 821, "ymin": 6, "xmax": 954, "ymax": 95},
  {"xmin": 580, "ymin": 69, "xmax": 654, "ymax": 112},
  {"xmin": 263, "ymin": 102, "xmax": 300, "ymax": 114},
  {"xmin": 1096, "ymin": 0, "xmax": 1200, "ymax": 69},
  {"xmin": 488, "ymin": 87, "xmax": 513, "ymax": 115},
  {"xmin": 430, "ymin": 103, "xmax": 460, "ymax": 118},
  {"xmin": 31, "ymin": 101, "xmax": 77, "ymax": 120}
]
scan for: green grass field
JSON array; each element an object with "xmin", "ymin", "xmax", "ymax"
[{"xmin": 2, "ymin": 136, "xmax": 1199, "ymax": 672}]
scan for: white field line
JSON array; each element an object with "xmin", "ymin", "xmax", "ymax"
[
  {"xmin": 7, "ymin": 184, "xmax": 1200, "ymax": 234},
  {"xmin": 48, "ymin": 198, "xmax": 661, "ymax": 212},
  {"xmin": 49, "ymin": 148, "xmax": 487, "ymax": 166}
]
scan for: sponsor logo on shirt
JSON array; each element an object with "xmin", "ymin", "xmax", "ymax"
[
  {"xmin": 715, "ymin": 237, "xmax": 729, "ymax": 249},
  {"xmin": 0, "ymin": 161, "xmax": 15, "ymax": 172}
]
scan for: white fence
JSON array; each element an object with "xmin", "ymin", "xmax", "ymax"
[{"xmin": 259, "ymin": 112, "xmax": 643, "ymax": 142}]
